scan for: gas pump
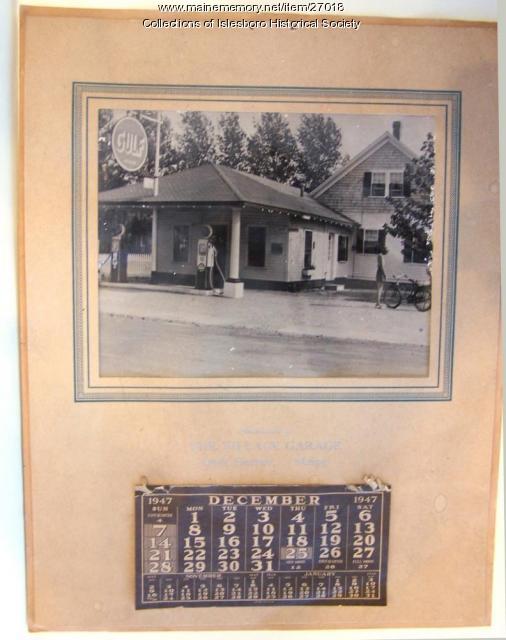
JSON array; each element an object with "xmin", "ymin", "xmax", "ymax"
[
  {"xmin": 195, "ymin": 224, "xmax": 227, "ymax": 291},
  {"xmin": 196, "ymin": 225, "xmax": 213, "ymax": 290},
  {"xmin": 110, "ymin": 223, "xmax": 128, "ymax": 282}
]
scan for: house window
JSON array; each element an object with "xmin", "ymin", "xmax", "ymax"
[
  {"xmin": 403, "ymin": 236, "xmax": 429, "ymax": 264},
  {"xmin": 363, "ymin": 170, "xmax": 409, "ymax": 198},
  {"xmin": 304, "ymin": 230, "xmax": 313, "ymax": 269},
  {"xmin": 356, "ymin": 229, "xmax": 386, "ymax": 254},
  {"xmin": 371, "ymin": 172, "xmax": 386, "ymax": 196},
  {"xmin": 248, "ymin": 226, "xmax": 266, "ymax": 267},
  {"xmin": 389, "ymin": 171, "xmax": 404, "ymax": 197},
  {"xmin": 271, "ymin": 242, "xmax": 283, "ymax": 256},
  {"xmin": 364, "ymin": 229, "xmax": 380, "ymax": 253},
  {"xmin": 173, "ymin": 225, "xmax": 189, "ymax": 262},
  {"xmin": 337, "ymin": 235, "xmax": 349, "ymax": 262}
]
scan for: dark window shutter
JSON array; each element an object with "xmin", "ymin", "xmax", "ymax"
[
  {"xmin": 403, "ymin": 170, "xmax": 411, "ymax": 197},
  {"xmin": 402, "ymin": 236, "xmax": 412, "ymax": 263},
  {"xmin": 379, "ymin": 229, "xmax": 387, "ymax": 254},
  {"xmin": 356, "ymin": 229, "xmax": 364, "ymax": 253},
  {"xmin": 362, "ymin": 172, "xmax": 372, "ymax": 197}
]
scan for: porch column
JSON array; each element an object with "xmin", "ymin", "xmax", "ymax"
[
  {"xmin": 151, "ymin": 207, "xmax": 157, "ymax": 274},
  {"xmin": 224, "ymin": 207, "xmax": 244, "ymax": 298}
]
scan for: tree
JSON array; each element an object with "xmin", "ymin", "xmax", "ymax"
[
  {"xmin": 157, "ymin": 117, "xmax": 181, "ymax": 176},
  {"xmin": 98, "ymin": 110, "xmax": 179, "ymax": 191},
  {"xmin": 246, "ymin": 112, "xmax": 299, "ymax": 184},
  {"xmin": 216, "ymin": 112, "xmax": 247, "ymax": 170},
  {"xmin": 296, "ymin": 114, "xmax": 343, "ymax": 191},
  {"xmin": 385, "ymin": 132, "xmax": 435, "ymax": 264},
  {"xmin": 178, "ymin": 111, "xmax": 216, "ymax": 169}
]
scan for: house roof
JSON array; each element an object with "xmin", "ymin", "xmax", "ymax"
[
  {"xmin": 99, "ymin": 163, "xmax": 356, "ymax": 228},
  {"xmin": 310, "ymin": 131, "xmax": 416, "ymax": 198}
]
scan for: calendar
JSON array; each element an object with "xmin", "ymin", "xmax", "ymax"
[{"xmin": 136, "ymin": 483, "xmax": 390, "ymax": 608}]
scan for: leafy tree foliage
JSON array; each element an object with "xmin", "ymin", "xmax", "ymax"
[
  {"xmin": 178, "ymin": 111, "xmax": 216, "ymax": 169},
  {"xmin": 98, "ymin": 109, "xmax": 345, "ymax": 194},
  {"xmin": 296, "ymin": 114, "xmax": 343, "ymax": 191},
  {"xmin": 246, "ymin": 112, "xmax": 299, "ymax": 184},
  {"xmin": 385, "ymin": 133, "xmax": 435, "ymax": 263},
  {"xmin": 156, "ymin": 119, "xmax": 181, "ymax": 175},
  {"xmin": 216, "ymin": 112, "xmax": 247, "ymax": 170}
]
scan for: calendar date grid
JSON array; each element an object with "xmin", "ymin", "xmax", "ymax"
[{"xmin": 136, "ymin": 486, "xmax": 389, "ymax": 607}]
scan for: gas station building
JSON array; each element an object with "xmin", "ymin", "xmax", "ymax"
[{"xmin": 99, "ymin": 163, "xmax": 357, "ymax": 297}]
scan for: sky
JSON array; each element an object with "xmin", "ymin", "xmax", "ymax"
[{"xmin": 110, "ymin": 109, "xmax": 433, "ymax": 159}]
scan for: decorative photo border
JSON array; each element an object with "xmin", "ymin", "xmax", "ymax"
[{"xmin": 72, "ymin": 83, "xmax": 460, "ymax": 402}]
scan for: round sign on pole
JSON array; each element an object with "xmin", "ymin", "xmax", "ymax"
[{"xmin": 111, "ymin": 117, "xmax": 148, "ymax": 172}]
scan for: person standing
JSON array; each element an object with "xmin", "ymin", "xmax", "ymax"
[
  {"xmin": 375, "ymin": 253, "xmax": 386, "ymax": 308},
  {"xmin": 205, "ymin": 236, "xmax": 217, "ymax": 289}
]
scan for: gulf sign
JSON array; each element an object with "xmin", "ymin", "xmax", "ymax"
[{"xmin": 111, "ymin": 117, "xmax": 148, "ymax": 172}]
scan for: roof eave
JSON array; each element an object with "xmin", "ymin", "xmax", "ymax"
[
  {"xmin": 99, "ymin": 199, "xmax": 245, "ymax": 207},
  {"xmin": 99, "ymin": 198, "xmax": 356, "ymax": 228},
  {"xmin": 244, "ymin": 201, "xmax": 356, "ymax": 228}
]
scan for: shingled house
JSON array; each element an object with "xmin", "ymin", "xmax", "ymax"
[{"xmin": 312, "ymin": 122, "xmax": 429, "ymax": 284}]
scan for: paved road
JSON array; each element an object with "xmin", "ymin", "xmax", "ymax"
[{"xmin": 100, "ymin": 314, "xmax": 429, "ymax": 378}]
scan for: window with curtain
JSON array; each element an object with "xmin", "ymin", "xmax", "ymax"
[
  {"xmin": 371, "ymin": 172, "xmax": 386, "ymax": 196},
  {"xmin": 356, "ymin": 229, "xmax": 386, "ymax": 254},
  {"xmin": 389, "ymin": 171, "xmax": 404, "ymax": 197}
]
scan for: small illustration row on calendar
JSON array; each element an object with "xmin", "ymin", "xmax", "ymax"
[{"xmin": 141, "ymin": 570, "xmax": 381, "ymax": 603}]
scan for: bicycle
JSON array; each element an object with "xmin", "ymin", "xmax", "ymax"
[{"xmin": 383, "ymin": 274, "xmax": 431, "ymax": 312}]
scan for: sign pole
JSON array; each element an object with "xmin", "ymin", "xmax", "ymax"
[
  {"xmin": 140, "ymin": 112, "xmax": 162, "ymax": 196},
  {"xmin": 154, "ymin": 115, "xmax": 161, "ymax": 196}
]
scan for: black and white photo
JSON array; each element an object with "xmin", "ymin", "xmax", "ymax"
[{"xmin": 97, "ymin": 108, "xmax": 434, "ymax": 378}]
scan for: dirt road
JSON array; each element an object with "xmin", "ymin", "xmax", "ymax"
[{"xmin": 100, "ymin": 314, "xmax": 429, "ymax": 378}]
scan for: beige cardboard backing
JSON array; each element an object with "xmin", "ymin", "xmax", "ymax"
[{"xmin": 19, "ymin": 7, "xmax": 501, "ymax": 631}]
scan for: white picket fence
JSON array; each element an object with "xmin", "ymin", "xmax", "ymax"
[{"xmin": 98, "ymin": 253, "xmax": 152, "ymax": 281}]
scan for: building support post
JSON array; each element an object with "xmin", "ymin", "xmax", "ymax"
[
  {"xmin": 223, "ymin": 207, "xmax": 244, "ymax": 298},
  {"xmin": 151, "ymin": 206, "xmax": 157, "ymax": 278}
]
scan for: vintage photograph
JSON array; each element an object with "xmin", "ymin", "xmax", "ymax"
[{"xmin": 97, "ymin": 109, "xmax": 434, "ymax": 378}]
